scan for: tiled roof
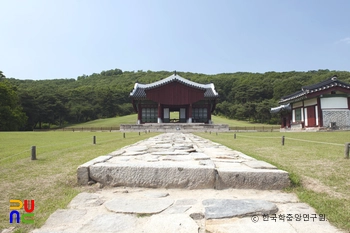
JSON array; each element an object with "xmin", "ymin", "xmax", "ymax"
[
  {"xmin": 130, "ymin": 74, "xmax": 219, "ymax": 99},
  {"xmin": 270, "ymin": 103, "xmax": 291, "ymax": 113},
  {"xmin": 279, "ymin": 76, "xmax": 350, "ymax": 104}
]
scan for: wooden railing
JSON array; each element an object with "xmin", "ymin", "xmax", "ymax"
[
  {"xmin": 33, "ymin": 125, "xmax": 280, "ymax": 132},
  {"xmin": 229, "ymin": 126, "xmax": 280, "ymax": 132},
  {"xmin": 33, "ymin": 127, "xmax": 120, "ymax": 132}
]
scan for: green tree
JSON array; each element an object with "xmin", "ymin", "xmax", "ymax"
[
  {"xmin": 5, "ymin": 69, "xmax": 350, "ymax": 128},
  {"xmin": 18, "ymin": 91, "xmax": 40, "ymax": 130},
  {"xmin": 0, "ymin": 71, "xmax": 5, "ymax": 80},
  {"xmin": 0, "ymin": 79, "xmax": 27, "ymax": 130}
]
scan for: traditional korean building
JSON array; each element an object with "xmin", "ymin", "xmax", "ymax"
[
  {"xmin": 271, "ymin": 75, "xmax": 350, "ymax": 130},
  {"xmin": 129, "ymin": 72, "xmax": 219, "ymax": 124}
]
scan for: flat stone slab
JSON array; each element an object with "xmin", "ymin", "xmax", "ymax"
[
  {"xmin": 30, "ymin": 187, "xmax": 344, "ymax": 233},
  {"xmin": 78, "ymin": 213, "xmax": 137, "ymax": 233},
  {"xmin": 243, "ymin": 160, "xmax": 277, "ymax": 169},
  {"xmin": 162, "ymin": 155, "xmax": 192, "ymax": 161},
  {"xmin": 108, "ymin": 149, "xmax": 125, "ymax": 156},
  {"xmin": 161, "ymin": 205, "xmax": 192, "ymax": 214},
  {"xmin": 150, "ymin": 143, "xmax": 173, "ymax": 148},
  {"xmin": 144, "ymin": 192, "xmax": 169, "ymax": 198},
  {"xmin": 190, "ymin": 152, "xmax": 210, "ymax": 160},
  {"xmin": 125, "ymin": 146, "xmax": 148, "ymax": 152},
  {"xmin": 203, "ymin": 199, "xmax": 278, "ymax": 219},
  {"xmin": 77, "ymin": 155, "xmax": 113, "ymax": 185},
  {"xmin": 151, "ymin": 151, "xmax": 189, "ymax": 155},
  {"xmin": 89, "ymin": 162, "xmax": 216, "ymax": 189},
  {"xmin": 215, "ymin": 169, "xmax": 290, "ymax": 190},
  {"xmin": 104, "ymin": 198, "xmax": 174, "ymax": 214},
  {"xmin": 198, "ymin": 160, "xmax": 215, "ymax": 167},
  {"xmin": 141, "ymin": 214, "xmax": 199, "ymax": 232},
  {"xmin": 68, "ymin": 192, "xmax": 104, "ymax": 208},
  {"xmin": 212, "ymin": 158, "xmax": 245, "ymax": 163},
  {"xmin": 39, "ymin": 209, "xmax": 87, "ymax": 227},
  {"xmin": 77, "ymin": 133, "xmax": 290, "ymax": 190},
  {"xmin": 175, "ymin": 199, "xmax": 197, "ymax": 205},
  {"xmin": 122, "ymin": 151, "xmax": 147, "ymax": 156},
  {"xmin": 205, "ymin": 218, "xmax": 298, "ymax": 233}
]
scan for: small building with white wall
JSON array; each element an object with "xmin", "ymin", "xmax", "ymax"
[{"xmin": 271, "ymin": 75, "xmax": 350, "ymax": 130}]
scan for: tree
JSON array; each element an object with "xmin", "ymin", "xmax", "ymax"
[
  {"xmin": 5, "ymin": 68, "xmax": 350, "ymax": 128},
  {"xmin": 18, "ymin": 91, "xmax": 40, "ymax": 130},
  {"xmin": 0, "ymin": 80, "xmax": 27, "ymax": 130},
  {"xmin": 0, "ymin": 71, "xmax": 5, "ymax": 80}
]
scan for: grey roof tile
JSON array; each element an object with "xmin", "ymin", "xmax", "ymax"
[
  {"xmin": 130, "ymin": 74, "xmax": 219, "ymax": 99},
  {"xmin": 279, "ymin": 76, "xmax": 350, "ymax": 104}
]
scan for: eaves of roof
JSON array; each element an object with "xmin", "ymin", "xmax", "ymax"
[
  {"xmin": 279, "ymin": 77, "xmax": 350, "ymax": 104},
  {"xmin": 130, "ymin": 74, "xmax": 219, "ymax": 99},
  {"xmin": 270, "ymin": 103, "xmax": 291, "ymax": 114}
]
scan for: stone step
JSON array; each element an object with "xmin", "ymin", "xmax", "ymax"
[
  {"xmin": 78, "ymin": 133, "xmax": 290, "ymax": 190},
  {"xmin": 87, "ymin": 160, "xmax": 289, "ymax": 190},
  {"xmin": 120, "ymin": 123, "xmax": 230, "ymax": 132}
]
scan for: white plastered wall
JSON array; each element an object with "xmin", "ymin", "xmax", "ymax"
[{"xmin": 321, "ymin": 97, "xmax": 347, "ymax": 109}]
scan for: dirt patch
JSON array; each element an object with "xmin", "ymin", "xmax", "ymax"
[{"xmin": 301, "ymin": 176, "xmax": 345, "ymax": 199}]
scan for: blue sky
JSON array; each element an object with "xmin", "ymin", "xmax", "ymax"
[{"xmin": 1, "ymin": 0, "xmax": 350, "ymax": 80}]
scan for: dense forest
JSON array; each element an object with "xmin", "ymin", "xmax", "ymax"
[{"xmin": 1, "ymin": 69, "xmax": 350, "ymax": 131}]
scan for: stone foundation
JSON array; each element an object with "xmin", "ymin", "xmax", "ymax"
[
  {"xmin": 78, "ymin": 133, "xmax": 290, "ymax": 190},
  {"xmin": 120, "ymin": 123, "xmax": 229, "ymax": 132}
]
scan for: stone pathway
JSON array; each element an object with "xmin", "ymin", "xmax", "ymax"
[
  {"xmin": 31, "ymin": 188, "xmax": 343, "ymax": 233},
  {"xmin": 78, "ymin": 133, "xmax": 289, "ymax": 190},
  {"xmin": 31, "ymin": 133, "xmax": 344, "ymax": 233}
]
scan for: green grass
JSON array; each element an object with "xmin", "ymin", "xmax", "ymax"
[
  {"xmin": 3, "ymin": 129, "xmax": 347, "ymax": 231},
  {"xmin": 196, "ymin": 131, "xmax": 350, "ymax": 231},
  {"xmin": 0, "ymin": 131, "xmax": 158, "ymax": 233},
  {"xmin": 69, "ymin": 114, "xmax": 138, "ymax": 127},
  {"xmin": 211, "ymin": 115, "xmax": 278, "ymax": 127},
  {"xmin": 67, "ymin": 114, "xmax": 278, "ymax": 128}
]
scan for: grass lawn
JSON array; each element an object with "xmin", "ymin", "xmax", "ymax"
[
  {"xmin": 68, "ymin": 114, "xmax": 138, "ymax": 127},
  {"xmin": 211, "ymin": 115, "xmax": 278, "ymax": 127},
  {"xmin": 0, "ymin": 131, "xmax": 159, "ymax": 233},
  {"xmin": 3, "ymin": 129, "xmax": 348, "ymax": 232},
  {"xmin": 196, "ymin": 131, "xmax": 350, "ymax": 231},
  {"xmin": 67, "ymin": 114, "xmax": 278, "ymax": 128}
]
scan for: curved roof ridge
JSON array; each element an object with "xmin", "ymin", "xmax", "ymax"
[
  {"xmin": 130, "ymin": 74, "xmax": 219, "ymax": 98},
  {"xmin": 279, "ymin": 76, "xmax": 350, "ymax": 104},
  {"xmin": 130, "ymin": 83, "xmax": 144, "ymax": 96},
  {"xmin": 144, "ymin": 74, "xmax": 207, "ymax": 90},
  {"xmin": 301, "ymin": 77, "xmax": 334, "ymax": 90}
]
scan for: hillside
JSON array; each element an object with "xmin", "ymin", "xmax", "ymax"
[{"xmin": 3, "ymin": 69, "xmax": 350, "ymax": 130}]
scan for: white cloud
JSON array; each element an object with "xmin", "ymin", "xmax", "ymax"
[{"xmin": 336, "ymin": 37, "xmax": 350, "ymax": 44}]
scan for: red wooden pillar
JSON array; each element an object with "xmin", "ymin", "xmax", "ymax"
[{"xmin": 317, "ymin": 97, "xmax": 323, "ymax": 127}]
